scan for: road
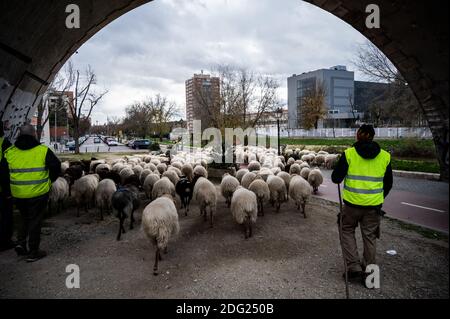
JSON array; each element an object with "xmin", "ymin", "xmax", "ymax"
[
  {"xmin": 62, "ymin": 136, "xmax": 149, "ymax": 153},
  {"xmin": 316, "ymin": 170, "xmax": 449, "ymax": 233}
]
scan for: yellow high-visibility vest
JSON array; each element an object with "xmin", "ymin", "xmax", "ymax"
[
  {"xmin": 4, "ymin": 144, "xmax": 51, "ymax": 199},
  {"xmin": 343, "ymin": 146, "xmax": 390, "ymax": 206}
]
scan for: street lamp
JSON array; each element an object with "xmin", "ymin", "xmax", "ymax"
[{"xmin": 274, "ymin": 107, "xmax": 283, "ymax": 156}]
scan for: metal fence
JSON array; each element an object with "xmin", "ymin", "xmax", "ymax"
[{"xmin": 255, "ymin": 126, "xmax": 433, "ymax": 139}]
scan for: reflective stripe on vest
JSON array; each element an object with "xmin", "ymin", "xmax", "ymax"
[
  {"xmin": 4, "ymin": 144, "xmax": 51, "ymax": 199},
  {"xmin": 343, "ymin": 147, "xmax": 390, "ymax": 206}
]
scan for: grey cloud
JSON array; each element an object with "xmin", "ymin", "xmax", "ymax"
[{"xmin": 69, "ymin": 0, "xmax": 369, "ymax": 124}]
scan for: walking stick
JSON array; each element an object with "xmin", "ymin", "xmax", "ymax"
[{"xmin": 337, "ymin": 183, "xmax": 350, "ymax": 299}]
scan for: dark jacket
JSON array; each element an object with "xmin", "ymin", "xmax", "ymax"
[
  {"xmin": 0, "ymin": 135, "xmax": 61, "ymax": 196},
  {"xmin": 331, "ymin": 140, "xmax": 393, "ymax": 209}
]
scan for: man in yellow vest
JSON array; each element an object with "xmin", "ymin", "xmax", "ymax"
[
  {"xmin": 332, "ymin": 124, "xmax": 393, "ymax": 285},
  {"xmin": 0, "ymin": 124, "xmax": 61, "ymax": 262},
  {"xmin": 0, "ymin": 121, "xmax": 14, "ymax": 251}
]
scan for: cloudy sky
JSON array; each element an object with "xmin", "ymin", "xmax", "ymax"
[{"xmin": 69, "ymin": 0, "xmax": 370, "ymax": 124}]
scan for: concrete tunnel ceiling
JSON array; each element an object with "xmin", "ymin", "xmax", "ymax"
[{"xmin": 0, "ymin": 0, "xmax": 448, "ymax": 171}]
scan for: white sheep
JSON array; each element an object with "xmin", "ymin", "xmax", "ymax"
[
  {"xmin": 230, "ymin": 187, "xmax": 258, "ymax": 239},
  {"xmin": 193, "ymin": 177, "xmax": 217, "ymax": 227},
  {"xmin": 71, "ymin": 174, "xmax": 99, "ymax": 217},
  {"xmin": 48, "ymin": 176, "xmax": 69, "ymax": 215},
  {"xmin": 143, "ymin": 173, "xmax": 160, "ymax": 200},
  {"xmin": 257, "ymin": 167, "xmax": 274, "ymax": 182},
  {"xmin": 308, "ymin": 168, "xmax": 323, "ymax": 194},
  {"xmin": 139, "ymin": 169, "xmax": 152, "ymax": 186},
  {"xmin": 156, "ymin": 163, "xmax": 167, "ymax": 175},
  {"xmin": 162, "ymin": 170, "xmax": 180, "ymax": 186},
  {"xmin": 289, "ymin": 175, "xmax": 312, "ymax": 217},
  {"xmin": 132, "ymin": 165, "xmax": 144, "ymax": 177},
  {"xmin": 95, "ymin": 178, "xmax": 117, "ymax": 220},
  {"xmin": 220, "ymin": 173, "xmax": 240, "ymax": 207},
  {"xmin": 60, "ymin": 161, "xmax": 69, "ymax": 175},
  {"xmin": 267, "ymin": 175, "xmax": 287, "ymax": 213},
  {"xmin": 248, "ymin": 178, "xmax": 270, "ymax": 216},
  {"xmin": 119, "ymin": 167, "xmax": 134, "ymax": 184},
  {"xmin": 142, "ymin": 195, "xmax": 180, "ymax": 276},
  {"xmin": 241, "ymin": 171, "xmax": 257, "ymax": 189},
  {"xmin": 181, "ymin": 163, "xmax": 193, "ymax": 181},
  {"xmin": 168, "ymin": 166, "xmax": 182, "ymax": 177},
  {"xmin": 325, "ymin": 154, "xmax": 339, "ymax": 169},
  {"xmin": 152, "ymin": 177, "xmax": 176, "ymax": 199},
  {"xmin": 289, "ymin": 163, "xmax": 302, "ymax": 175},
  {"xmin": 235, "ymin": 168, "xmax": 249, "ymax": 183},
  {"xmin": 247, "ymin": 160, "xmax": 261, "ymax": 172},
  {"xmin": 277, "ymin": 171, "xmax": 291, "ymax": 192},
  {"xmin": 300, "ymin": 167, "xmax": 311, "ymax": 180},
  {"xmin": 193, "ymin": 165, "xmax": 208, "ymax": 179}
]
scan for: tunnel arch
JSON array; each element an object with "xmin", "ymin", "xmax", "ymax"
[{"xmin": 0, "ymin": 0, "xmax": 448, "ymax": 179}]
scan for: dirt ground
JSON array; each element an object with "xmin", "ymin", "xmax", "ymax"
[{"xmin": 0, "ymin": 185, "xmax": 448, "ymax": 299}]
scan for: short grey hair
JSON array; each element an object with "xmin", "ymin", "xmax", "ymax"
[{"xmin": 18, "ymin": 124, "xmax": 36, "ymax": 137}]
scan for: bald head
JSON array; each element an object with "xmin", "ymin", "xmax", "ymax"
[{"xmin": 19, "ymin": 124, "xmax": 36, "ymax": 138}]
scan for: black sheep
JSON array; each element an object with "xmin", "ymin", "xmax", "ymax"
[
  {"xmin": 111, "ymin": 184, "xmax": 140, "ymax": 241},
  {"xmin": 175, "ymin": 177, "xmax": 193, "ymax": 216}
]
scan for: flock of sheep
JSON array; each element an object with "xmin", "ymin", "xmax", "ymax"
[{"xmin": 48, "ymin": 145, "xmax": 340, "ymax": 275}]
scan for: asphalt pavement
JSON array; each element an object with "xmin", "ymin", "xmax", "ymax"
[{"xmin": 317, "ymin": 170, "xmax": 449, "ymax": 233}]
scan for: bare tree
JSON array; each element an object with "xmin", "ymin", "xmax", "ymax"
[
  {"xmin": 300, "ymin": 80, "xmax": 328, "ymax": 130},
  {"xmin": 194, "ymin": 65, "xmax": 281, "ymax": 132},
  {"xmin": 123, "ymin": 102, "xmax": 152, "ymax": 139},
  {"xmin": 65, "ymin": 63, "xmax": 108, "ymax": 153},
  {"xmin": 145, "ymin": 94, "xmax": 180, "ymax": 141}
]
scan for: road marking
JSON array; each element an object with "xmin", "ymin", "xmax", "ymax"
[{"xmin": 401, "ymin": 202, "xmax": 446, "ymax": 213}]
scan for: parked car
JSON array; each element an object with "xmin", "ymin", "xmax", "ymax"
[
  {"xmin": 132, "ymin": 139, "xmax": 151, "ymax": 149},
  {"xmin": 66, "ymin": 141, "xmax": 75, "ymax": 151},
  {"xmin": 94, "ymin": 137, "xmax": 101, "ymax": 144},
  {"xmin": 127, "ymin": 140, "xmax": 135, "ymax": 147},
  {"xmin": 107, "ymin": 138, "xmax": 118, "ymax": 146}
]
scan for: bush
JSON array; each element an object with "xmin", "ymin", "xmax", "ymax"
[{"xmin": 149, "ymin": 142, "xmax": 160, "ymax": 151}]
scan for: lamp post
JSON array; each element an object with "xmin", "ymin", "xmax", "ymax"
[{"xmin": 275, "ymin": 107, "xmax": 283, "ymax": 156}]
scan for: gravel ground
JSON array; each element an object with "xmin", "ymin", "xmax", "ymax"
[{"xmin": 0, "ymin": 185, "xmax": 448, "ymax": 299}]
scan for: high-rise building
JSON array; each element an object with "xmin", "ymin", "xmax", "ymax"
[
  {"xmin": 288, "ymin": 65, "xmax": 365, "ymax": 129},
  {"xmin": 185, "ymin": 72, "xmax": 220, "ymax": 133}
]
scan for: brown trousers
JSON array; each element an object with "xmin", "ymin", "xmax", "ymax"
[{"xmin": 341, "ymin": 204, "xmax": 380, "ymax": 272}]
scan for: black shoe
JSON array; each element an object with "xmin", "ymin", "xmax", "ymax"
[
  {"xmin": 0, "ymin": 241, "xmax": 16, "ymax": 252},
  {"xmin": 26, "ymin": 250, "xmax": 47, "ymax": 262},
  {"xmin": 343, "ymin": 271, "xmax": 363, "ymax": 282},
  {"xmin": 14, "ymin": 244, "xmax": 29, "ymax": 256}
]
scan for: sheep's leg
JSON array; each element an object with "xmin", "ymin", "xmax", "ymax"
[
  {"xmin": 209, "ymin": 207, "xmax": 214, "ymax": 228},
  {"xmin": 203, "ymin": 206, "xmax": 207, "ymax": 222},
  {"xmin": 302, "ymin": 203, "xmax": 307, "ymax": 218},
  {"xmin": 153, "ymin": 247, "xmax": 160, "ymax": 276},
  {"xmin": 184, "ymin": 198, "xmax": 188, "ymax": 216},
  {"xmin": 116, "ymin": 219, "xmax": 122, "ymax": 241},
  {"xmin": 244, "ymin": 224, "xmax": 248, "ymax": 239},
  {"xmin": 260, "ymin": 199, "xmax": 264, "ymax": 216},
  {"xmin": 249, "ymin": 220, "xmax": 253, "ymax": 238},
  {"xmin": 100, "ymin": 205, "xmax": 104, "ymax": 221},
  {"xmin": 130, "ymin": 210, "xmax": 135, "ymax": 230},
  {"xmin": 276, "ymin": 201, "xmax": 280, "ymax": 213}
]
